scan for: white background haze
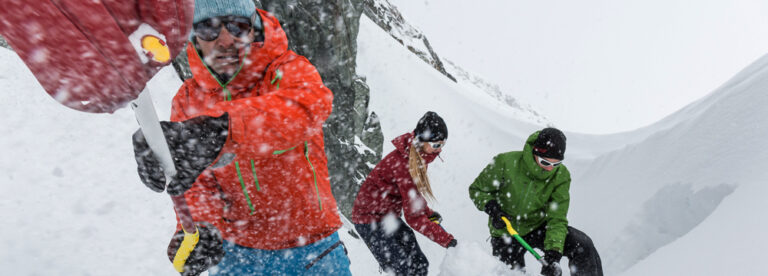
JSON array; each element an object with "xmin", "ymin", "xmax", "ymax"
[{"xmin": 390, "ymin": 0, "xmax": 768, "ymax": 134}]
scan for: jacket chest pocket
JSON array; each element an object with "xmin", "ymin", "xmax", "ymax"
[{"xmin": 232, "ymin": 141, "xmax": 323, "ymax": 216}]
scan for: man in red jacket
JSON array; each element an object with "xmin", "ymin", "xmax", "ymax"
[{"xmin": 133, "ymin": 0, "xmax": 351, "ymax": 275}]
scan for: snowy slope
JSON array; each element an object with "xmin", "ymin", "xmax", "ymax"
[
  {"xmin": 358, "ymin": 12, "xmax": 768, "ymax": 275},
  {"xmin": 0, "ymin": 48, "xmax": 181, "ymax": 275},
  {"xmin": 575, "ymin": 54, "xmax": 768, "ymax": 274},
  {"xmin": 1, "ymin": 13, "xmax": 767, "ymax": 276}
]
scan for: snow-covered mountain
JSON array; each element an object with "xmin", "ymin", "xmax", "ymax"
[
  {"xmin": 443, "ymin": 59, "xmax": 551, "ymax": 126},
  {"xmin": 362, "ymin": 0, "xmax": 550, "ymax": 126},
  {"xmin": 1, "ymin": 7, "xmax": 766, "ymax": 276}
]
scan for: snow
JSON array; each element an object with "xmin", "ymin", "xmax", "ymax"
[
  {"xmin": 1, "ymin": 10, "xmax": 767, "ymax": 276},
  {"xmin": 0, "ymin": 47, "xmax": 180, "ymax": 275},
  {"xmin": 439, "ymin": 242, "xmax": 527, "ymax": 276}
]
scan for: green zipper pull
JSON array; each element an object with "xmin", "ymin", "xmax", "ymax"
[
  {"xmin": 272, "ymin": 145, "xmax": 297, "ymax": 155},
  {"xmin": 271, "ymin": 69, "xmax": 283, "ymax": 89},
  {"xmin": 224, "ymin": 87, "xmax": 232, "ymax": 101}
]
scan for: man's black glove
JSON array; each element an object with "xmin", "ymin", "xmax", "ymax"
[
  {"xmin": 484, "ymin": 200, "xmax": 510, "ymax": 229},
  {"xmin": 447, "ymin": 239, "xmax": 457, "ymax": 248},
  {"xmin": 428, "ymin": 211, "xmax": 443, "ymax": 224},
  {"xmin": 167, "ymin": 222, "xmax": 225, "ymax": 276},
  {"xmin": 132, "ymin": 113, "xmax": 229, "ymax": 195},
  {"xmin": 541, "ymin": 250, "xmax": 563, "ymax": 276}
]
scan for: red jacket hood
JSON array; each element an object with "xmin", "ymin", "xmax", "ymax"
[
  {"xmin": 187, "ymin": 9, "xmax": 289, "ymax": 93},
  {"xmin": 392, "ymin": 133, "xmax": 440, "ymax": 164}
]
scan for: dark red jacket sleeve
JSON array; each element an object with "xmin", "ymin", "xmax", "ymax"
[{"xmin": 396, "ymin": 169, "xmax": 455, "ymax": 247}]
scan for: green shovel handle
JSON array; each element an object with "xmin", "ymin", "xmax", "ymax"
[{"xmin": 501, "ymin": 217, "xmax": 544, "ymax": 261}]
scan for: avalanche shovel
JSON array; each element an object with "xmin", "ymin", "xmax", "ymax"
[{"xmin": 500, "ymin": 216, "xmax": 548, "ymax": 266}]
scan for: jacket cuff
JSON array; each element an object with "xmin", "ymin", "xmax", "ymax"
[
  {"xmin": 439, "ymin": 234, "xmax": 456, "ymax": 248},
  {"xmin": 544, "ymin": 250, "xmax": 562, "ymax": 262},
  {"xmin": 543, "ymin": 244, "xmax": 564, "ymax": 254},
  {"xmin": 484, "ymin": 200, "xmax": 501, "ymax": 216}
]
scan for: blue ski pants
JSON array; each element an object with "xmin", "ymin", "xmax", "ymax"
[{"xmin": 208, "ymin": 231, "xmax": 352, "ymax": 275}]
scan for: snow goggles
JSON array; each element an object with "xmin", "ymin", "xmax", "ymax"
[
  {"xmin": 427, "ymin": 141, "xmax": 445, "ymax": 149},
  {"xmin": 536, "ymin": 156, "xmax": 562, "ymax": 167},
  {"xmin": 194, "ymin": 15, "xmax": 255, "ymax": 41}
]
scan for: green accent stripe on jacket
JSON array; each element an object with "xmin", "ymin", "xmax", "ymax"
[{"xmin": 235, "ymin": 161, "xmax": 256, "ymax": 215}]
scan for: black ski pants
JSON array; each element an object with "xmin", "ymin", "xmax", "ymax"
[
  {"xmin": 491, "ymin": 225, "xmax": 603, "ymax": 276},
  {"xmin": 355, "ymin": 218, "xmax": 429, "ymax": 276}
]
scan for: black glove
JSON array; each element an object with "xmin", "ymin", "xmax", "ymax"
[
  {"xmin": 167, "ymin": 222, "xmax": 225, "ymax": 276},
  {"xmin": 484, "ymin": 200, "xmax": 510, "ymax": 229},
  {"xmin": 132, "ymin": 113, "xmax": 229, "ymax": 195},
  {"xmin": 446, "ymin": 239, "xmax": 457, "ymax": 248},
  {"xmin": 541, "ymin": 250, "xmax": 563, "ymax": 276},
  {"xmin": 428, "ymin": 211, "xmax": 443, "ymax": 224}
]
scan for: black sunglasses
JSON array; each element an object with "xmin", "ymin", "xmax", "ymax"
[{"xmin": 194, "ymin": 15, "xmax": 260, "ymax": 41}]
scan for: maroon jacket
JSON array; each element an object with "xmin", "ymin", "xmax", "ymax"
[
  {"xmin": 351, "ymin": 133, "xmax": 455, "ymax": 247},
  {"xmin": 0, "ymin": 0, "xmax": 194, "ymax": 113}
]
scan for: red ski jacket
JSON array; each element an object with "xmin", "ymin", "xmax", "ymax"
[
  {"xmin": 170, "ymin": 9, "xmax": 341, "ymax": 250},
  {"xmin": 351, "ymin": 133, "xmax": 455, "ymax": 247}
]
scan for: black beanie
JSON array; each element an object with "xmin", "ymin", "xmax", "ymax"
[
  {"xmin": 414, "ymin": 111, "xmax": 447, "ymax": 142},
  {"xmin": 532, "ymin": 127, "xmax": 566, "ymax": 160}
]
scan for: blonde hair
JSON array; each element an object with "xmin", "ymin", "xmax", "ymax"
[{"xmin": 408, "ymin": 142, "xmax": 436, "ymax": 201}]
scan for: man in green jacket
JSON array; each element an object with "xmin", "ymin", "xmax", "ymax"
[{"xmin": 469, "ymin": 128, "xmax": 603, "ymax": 276}]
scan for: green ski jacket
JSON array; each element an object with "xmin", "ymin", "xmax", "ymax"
[{"xmin": 469, "ymin": 131, "xmax": 571, "ymax": 252}]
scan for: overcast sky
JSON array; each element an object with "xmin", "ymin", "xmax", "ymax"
[{"xmin": 388, "ymin": 0, "xmax": 768, "ymax": 134}]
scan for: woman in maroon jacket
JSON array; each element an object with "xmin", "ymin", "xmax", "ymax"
[{"xmin": 351, "ymin": 111, "xmax": 457, "ymax": 276}]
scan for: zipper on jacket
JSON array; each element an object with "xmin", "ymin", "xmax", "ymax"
[
  {"xmin": 224, "ymin": 87, "xmax": 232, "ymax": 101},
  {"xmin": 272, "ymin": 141, "xmax": 323, "ymax": 210},
  {"xmin": 304, "ymin": 141, "xmax": 323, "ymax": 210},
  {"xmin": 250, "ymin": 159, "xmax": 261, "ymax": 191},
  {"xmin": 189, "ymin": 41, "xmax": 248, "ymax": 102},
  {"xmin": 235, "ymin": 161, "xmax": 256, "ymax": 215}
]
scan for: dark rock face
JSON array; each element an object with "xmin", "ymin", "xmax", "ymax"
[
  {"xmin": 0, "ymin": 35, "xmax": 11, "ymax": 50},
  {"xmin": 361, "ymin": 0, "xmax": 456, "ymax": 82}
]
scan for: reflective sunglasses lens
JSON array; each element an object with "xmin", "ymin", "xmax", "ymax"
[
  {"xmin": 429, "ymin": 142, "xmax": 443, "ymax": 149},
  {"xmin": 225, "ymin": 17, "xmax": 252, "ymax": 37},
  {"xmin": 194, "ymin": 19, "xmax": 221, "ymax": 41},
  {"xmin": 538, "ymin": 157, "xmax": 561, "ymax": 167},
  {"xmin": 194, "ymin": 17, "xmax": 252, "ymax": 41}
]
